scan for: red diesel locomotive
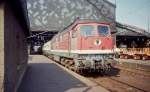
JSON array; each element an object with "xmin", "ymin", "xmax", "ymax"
[{"xmin": 43, "ymin": 20, "xmax": 115, "ymax": 72}]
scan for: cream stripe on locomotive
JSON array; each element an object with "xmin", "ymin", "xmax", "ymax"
[{"xmin": 50, "ymin": 50, "xmax": 114, "ymax": 54}]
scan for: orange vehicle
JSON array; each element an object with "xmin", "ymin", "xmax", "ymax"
[
  {"xmin": 119, "ymin": 40, "xmax": 150, "ymax": 60},
  {"xmin": 142, "ymin": 48, "xmax": 150, "ymax": 60}
]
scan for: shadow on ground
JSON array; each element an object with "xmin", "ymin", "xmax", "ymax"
[
  {"xmin": 82, "ymin": 67, "xmax": 121, "ymax": 78},
  {"xmin": 17, "ymin": 63, "xmax": 92, "ymax": 92}
]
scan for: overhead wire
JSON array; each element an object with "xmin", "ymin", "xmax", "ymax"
[{"xmin": 26, "ymin": 17, "xmax": 80, "ymax": 39}]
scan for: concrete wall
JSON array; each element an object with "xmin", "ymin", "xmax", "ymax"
[
  {"xmin": 0, "ymin": 3, "xmax": 4, "ymax": 92},
  {"xmin": 0, "ymin": 2, "xmax": 29, "ymax": 92}
]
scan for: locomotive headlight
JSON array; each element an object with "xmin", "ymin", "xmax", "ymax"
[{"xmin": 94, "ymin": 39, "xmax": 101, "ymax": 46}]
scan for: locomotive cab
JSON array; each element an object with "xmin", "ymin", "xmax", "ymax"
[
  {"xmin": 79, "ymin": 23, "xmax": 113, "ymax": 49},
  {"xmin": 77, "ymin": 23, "xmax": 114, "ymax": 54}
]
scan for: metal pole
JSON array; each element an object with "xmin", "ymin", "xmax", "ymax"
[{"xmin": 148, "ymin": 15, "xmax": 150, "ymax": 33}]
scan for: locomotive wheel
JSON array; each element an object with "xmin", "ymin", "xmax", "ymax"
[
  {"xmin": 124, "ymin": 55, "xmax": 128, "ymax": 59},
  {"xmin": 142, "ymin": 56, "xmax": 145, "ymax": 60},
  {"xmin": 106, "ymin": 64, "xmax": 111, "ymax": 72},
  {"xmin": 133, "ymin": 56, "xmax": 137, "ymax": 60},
  {"xmin": 74, "ymin": 68, "xmax": 80, "ymax": 73},
  {"xmin": 142, "ymin": 56, "xmax": 147, "ymax": 60},
  {"xmin": 120, "ymin": 55, "xmax": 123, "ymax": 59},
  {"xmin": 65, "ymin": 64, "xmax": 69, "ymax": 68},
  {"xmin": 70, "ymin": 66, "xmax": 75, "ymax": 71}
]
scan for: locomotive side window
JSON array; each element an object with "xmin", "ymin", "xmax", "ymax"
[
  {"xmin": 80, "ymin": 25, "xmax": 94, "ymax": 36},
  {"xmin": 97, "ymin": 25, "xmax": 109, "ymax": 36}
]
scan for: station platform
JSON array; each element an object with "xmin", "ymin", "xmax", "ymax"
[
  {"xmin": 17, "ymin": 55, "xmax": 109, "ymax": 92},
  {"xmin": 115, "ymin": 59, "xmax": 150, "ymax": 72}
]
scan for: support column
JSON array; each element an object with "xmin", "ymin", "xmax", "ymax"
[{"xmin": 0, "ymin": 3, "xmax": 4, "ymax": 92}]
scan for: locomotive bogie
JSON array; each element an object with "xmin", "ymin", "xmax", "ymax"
[{"xmin": 74, "ymin": 56, "xmax": 113, "ymax": 70}]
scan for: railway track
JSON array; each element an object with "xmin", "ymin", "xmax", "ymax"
[
  {"xmin": 84, "ymin": 66, "xmax": 150, "ymax": 92},
  {"xmin": 109, "ymin": 77, "xmax": 148, "ymax": 92},
  {"xmin": 88, "ymin": 76, "xmax": 148, "ymax": 92},
  {"xmin": 114, "ymin": 65, "xmax": 150, "ymax": 78},
  {"xmin": 47, "ymin": 57, "xmax": 150, "ymax": 92}
]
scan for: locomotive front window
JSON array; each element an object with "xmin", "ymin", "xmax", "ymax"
[
  {"xmin": 80, "ymin": 25, "xmax": 94, "ymax": 36},
  {"xmin": 97, "ymin": 25, "xmax": 109, "ymax": 36}
]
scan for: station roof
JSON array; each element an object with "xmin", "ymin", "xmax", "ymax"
[
  {"xmin": 116, "ymin": 22, "xmax": 150, "ymax": 38},
  {"xmin": 103, "ymin": 0, "xmax": 116, "ymax": 8}
]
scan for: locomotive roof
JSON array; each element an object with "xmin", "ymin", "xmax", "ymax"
[
  {"xmin": 51, "ymin": 19, "xmax": 111, "ymax": 40},
  {"xmin": 59, "ymin": 19, "xmax": 110, "ymax": 33}
]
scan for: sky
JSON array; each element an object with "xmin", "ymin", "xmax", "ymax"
[{"xmin": 109, "ymin": 0, "xmax": 150, "ymax": 31}]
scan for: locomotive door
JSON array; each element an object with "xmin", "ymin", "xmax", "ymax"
[{"xmin": 70, "ymin": 30, "xmax": 78, "ymax": 51}]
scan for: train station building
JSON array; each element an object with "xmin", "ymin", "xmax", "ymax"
[
  {"xmin": 0, "ymin": 0, "xmax": 30, "ymax": 92},
  {"xmin": 0, "ymin": 0, "xmax": 149, "ymax": 92},
  {"xmin": 115, "ymin": 22, "xmax": 150, "ymax": 60}
]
